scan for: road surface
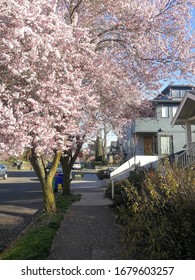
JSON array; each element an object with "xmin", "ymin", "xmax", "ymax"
[{"xmin": 0, "ymin": 171, "xmax": 43, "ymax": 253}]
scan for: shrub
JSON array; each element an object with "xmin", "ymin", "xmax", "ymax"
[
  {"xmin": 105, "ymin": 180, "xmax": 125, "ymax": 201},
  {"xmin": 101, "ymin": 158, "xmax": 109, "ymax": 166},
  {"xmin": 94, "ymin": 161, "xmax": 102, "ymax": 166},
  {"xmin": 118, "ymin": 161, "xmax": 195, "ymax": 259}
]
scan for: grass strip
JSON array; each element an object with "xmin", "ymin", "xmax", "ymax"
[{"xmin": 0, "ymin": 193, "xmax": 81, "ymax": 260}]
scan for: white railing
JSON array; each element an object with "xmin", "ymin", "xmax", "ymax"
[
  {"xmin": 110, "ymin": 155, "xmax": 158, "ymax": 181},
  {"xmin": 177, "ymin": 144, "xmax": 195, "ymax": 169},
  {"xmin": 110, "ymin": 155, "xmax": 158, "ymax": 199}
]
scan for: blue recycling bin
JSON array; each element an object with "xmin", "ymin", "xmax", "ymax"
[
  {"xmin": 58, "ymin": 173, "xmax": 63, "ymax": 184},
  {"xmin": 53, "ymin": 173, "xmax": 63, "ymax": 192},
  {"xmin": 57, "ymin": 173, "xmax": 63, "ymax": 191}
]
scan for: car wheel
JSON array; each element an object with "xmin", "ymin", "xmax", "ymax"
[{"xmin": 3, "ymin": 173, "xmax": 8, "ymax": 180}]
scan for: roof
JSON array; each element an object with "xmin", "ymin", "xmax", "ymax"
[
  {"xmin": 153, "ymin": 94, "xmax": 180, "ymax": 104},
  {"xmin": 153, "ymin": 84, "xmax": 195, "ymax": 103},
  {"xmin": 161, "ymin": 84, "xmax": 194, "ymax": 95},
  {"xmin": 171, "ymin": 91, "xmax": 195, "ymax": 126}
]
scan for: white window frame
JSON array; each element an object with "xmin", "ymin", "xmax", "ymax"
[{"xmin": 160, "ymin": 135, "xmax": 173, "ymax": 155}]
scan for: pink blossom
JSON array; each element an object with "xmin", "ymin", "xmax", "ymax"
[{"xmin": 1, "ymin": 0, "xmax": 195, "ymax": 159}]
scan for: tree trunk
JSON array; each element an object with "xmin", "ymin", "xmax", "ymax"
[
  {"xmin": 61, "ymin": 140, "xmax": 83, "ymax": 195},
  {"xmin": 103, "ymin": 126, "xmax": 107, "ymax": 160},
  {"xmin": 95, "ymin": 134, "xmax": 103, "ymax": 162},
  {"xmin": 29, "ymin": 149, "xmax": 62, "ymax": 213},
  {"xmin": 61, "ymin": 155, "xmax": 72, "ymax": 195},
  {"xmin": 62, "ymin": 166, "xmax": 72, "ymax": 195},
  {"xmin": 42, "ymin": 177, "xmax": 57, "ymax": 212}
]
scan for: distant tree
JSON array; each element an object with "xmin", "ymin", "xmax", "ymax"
[{"xmin": 95, "ymin": 134, "xmax": 103, "ymax": 163}]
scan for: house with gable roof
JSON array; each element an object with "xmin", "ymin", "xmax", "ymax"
[{"xmin": 111, "ymin": 84, "xmax": 195, "ymax": 182}]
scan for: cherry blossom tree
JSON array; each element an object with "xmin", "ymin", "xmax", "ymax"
[
  {"xmin": 59, "ymin": 0, "xmax": 195, "ymax": 85},
  {"xmin": 1, "ymin": 0, "xmax": 195, "ymax": 211},
  {"xmin": 57, "ymin": 0, "xmax": 195, "ymax": 194},
  {"xmin": 0, "ymin": 0, "xmax": 99, "ymax": 212},
  {"xmin": 57, "ymin": 0, "xmax": 195, "ymax": 132}
]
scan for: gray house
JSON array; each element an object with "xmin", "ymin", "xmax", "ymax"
[
  {"xmin": 110, "ymin": 85, "xmax": 195, "ymax": 198},
  {"xmin": 122, "ymin": 84, "xmax": 195, "ymax": 163}
]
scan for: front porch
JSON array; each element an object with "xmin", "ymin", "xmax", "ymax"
[
  {"xmin": 176, "ymin": 143, "xmax": 195, "ymax": 169},
  {"xmin": 171, "ymin": 91, "xmax": 195, "ymax": 168}
]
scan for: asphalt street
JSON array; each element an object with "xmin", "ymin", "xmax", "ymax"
[{"xmin": 0, "ymin": 171, "xmax": 43, "ymax": 253}]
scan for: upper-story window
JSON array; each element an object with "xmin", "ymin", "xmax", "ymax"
[
  {"xmin": 171, "ymin": 89, "xmax": 186, "ymax": 98},
  {"xmin": 161, "ymin": 106, "xmax": 169, "ymax": 118}
]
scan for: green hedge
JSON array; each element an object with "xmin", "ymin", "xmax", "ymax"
[{"xmin": 114, "ymin": 161, "xmax": 195, "ymax": 259}]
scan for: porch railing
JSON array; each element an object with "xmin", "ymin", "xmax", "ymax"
[{"xmin": 177, "ymin": 143, "xmax": 195, "ymax": 169}]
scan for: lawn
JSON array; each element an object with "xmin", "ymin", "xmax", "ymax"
[{"xmin": 0, "ymin": 193, "xmax": 81, "ymax": 260}]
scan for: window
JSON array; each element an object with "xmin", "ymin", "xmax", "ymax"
[
  {"xmin": 172, "ymin": 89, "xmax": 186, "ymax": 98},
  {"xmin": 180, "ymin": 90, "xmax": 186, "ymax": 97},
  {"xmin": 161, "ymin": 106, "xmax": 169, "ymax": 118},
  {"xmin": 160, "ymin": 135, "xmax": 173, "ymax": 155}
]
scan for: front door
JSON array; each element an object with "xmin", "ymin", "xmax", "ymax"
[{"xmin": 144, "ymin": 136, "xmax": 153, "ymax": 155}]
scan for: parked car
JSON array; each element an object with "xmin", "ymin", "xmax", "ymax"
[
  {"xmin": 0, "ymin": 164, "xmax": 8, "ymax": 180},
  {"xmin": 46, "ymin": 162, "xmax": 63, "ymax": 173},
  {"xmin": 72, "ymin": 161, "xmax": 82, "ymax": 170}
]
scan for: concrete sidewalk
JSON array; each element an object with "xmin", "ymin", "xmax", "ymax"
[{"xmin": 48, "ymin": 172, "xmax": 123, "ymax": 260}]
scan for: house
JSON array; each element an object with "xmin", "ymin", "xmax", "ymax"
[
  {"xmin": 123, "ymin": 84, "xmax": 195, "ymax": 161},
  {"xmin": 110, "ymin": 84, "xmax": 195, "ymax": 199},
  {"xmin": 107, "ymin": 140, "xmax": 124, "ymax": 165}
]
